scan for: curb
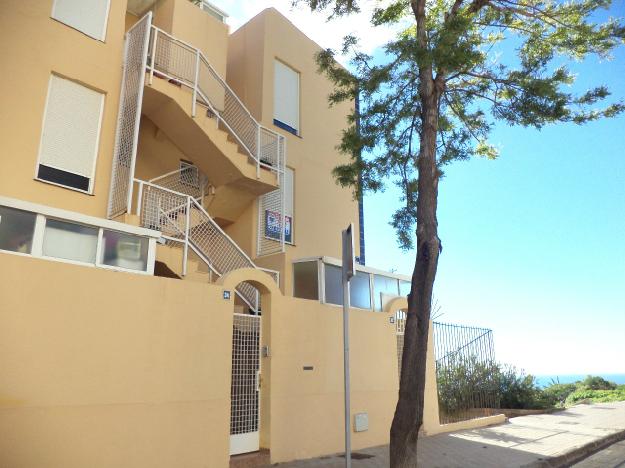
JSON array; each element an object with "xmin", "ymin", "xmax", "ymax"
[{"xmin": 522, "ymin": 429, "xmax": 625, "ymax": 468}]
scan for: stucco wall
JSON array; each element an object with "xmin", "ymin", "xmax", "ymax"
[
  {"xmin": 227, "ymin": 9, "xmax": 361, "ymax": 278},
  {"xmin": 0, "ymin": 253, "xmax": 493, "ymax": 466},
  {"xmin": 0, "ymin": 255, "xmax": 400, "ymax": 466},
  {"xmin": 0, "ymin": 0, "xmax": 126, "ymax": 218},
  {"xmin": 152, "ymin": 0, "xmax": 229, "ymax": 111},
  {"xmin": 0, "ymin": 253, "xmax": 232, "ymax": 468}
]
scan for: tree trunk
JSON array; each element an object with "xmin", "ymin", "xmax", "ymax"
[{"xmin": 389, "ymin": 72, "xmax": 442, "ymax": 467}]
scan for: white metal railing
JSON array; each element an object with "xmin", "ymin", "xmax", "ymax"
[
  {"xmin": 134, "ymin": 177, "xmax": 279, "ymax": 311},
  {"xmin": 148, "ymin": 165, "xmax": 208, "ymax": 201},
  {"xmin": 146, "ymin": 25, "xmax": 285, "ymax": 180}
]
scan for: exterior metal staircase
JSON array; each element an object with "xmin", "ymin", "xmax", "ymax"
[
  {"xmin": 107, "ymin": 13, "xmax": 284, "ymax": 311},
  {"xmin": 135, "ymin": 167, "xmax": 277, "ymax": 311}
]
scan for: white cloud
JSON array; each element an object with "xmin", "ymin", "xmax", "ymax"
[{"xmin": 212, "ymin": 0, "xmax": 404, "ymax": 63}]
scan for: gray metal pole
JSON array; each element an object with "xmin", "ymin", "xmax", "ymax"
[{"xmin": 342, "ymin": 278, "xmax": 351, "ymax": 468}]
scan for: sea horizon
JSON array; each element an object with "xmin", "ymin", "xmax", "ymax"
[{"xmin": 534, "ymin": 373, "xmax": 625, "ymax": 388}]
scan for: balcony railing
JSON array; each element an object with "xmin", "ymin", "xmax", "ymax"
[
  {"xmin": 146, "ymin": 25, "xmax": 286, "ymax": 179},
  {"xmin": 108, "ymin": 13, "xmax": 287, "ymax": 257},
  {"xmin": 133, "ymin": 177, "xmax": 279, "ymax": 311}
]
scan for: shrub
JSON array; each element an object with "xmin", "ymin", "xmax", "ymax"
[
  {"xmin": 565, "ymin": 387, "xmax": 625, "ymax": 405},
  {"xmin": 578, "ymin": 375, "xmax": 617, "ymax": 391},
  {"xmin": 541, "ymin": 383, "xmax": 577, "ymax": 407}
]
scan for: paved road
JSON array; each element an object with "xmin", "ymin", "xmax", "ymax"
[
  {"xmin": 573, "ymin": 440, "xmax": 625, "ymax": 468},
  {"xmin": 274, "ymin": 402, "xmax": 625, "ymax": 467}
]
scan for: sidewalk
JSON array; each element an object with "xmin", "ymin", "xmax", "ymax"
[{"xmin": 274, "ymin": 402, "xmax": 625, "ymax": 467}]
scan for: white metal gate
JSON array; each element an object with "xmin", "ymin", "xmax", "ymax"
[
  {"xmin": 230, "ymin": 313, "xmax": 261, "ymax": 455},
  {"xmin": 396, "ymin": 310, "xmax": 407, "ymax": 378}
]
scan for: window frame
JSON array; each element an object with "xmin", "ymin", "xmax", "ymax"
[
  {"xmin": 273, "ymin": 59, "xmax": 301, "ymax": 136},
  {"xmin": 292, "ymin": 256, "xmax": 411, "ymax": 312},
  {"xmin": 51, "ymin": 0, "xmax": 112, "ymax": 42},
  {"xmin": 0, "ymin": 197, "xmax": 158, "ymax": 275},
  {"xmin": 35, "ymin": 74, "xmax": 105, "ymax": 195}
]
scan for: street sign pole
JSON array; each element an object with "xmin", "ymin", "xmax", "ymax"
[{"xmin": 342, "ymin": 223, "xmax": 355, "ymax": 468}]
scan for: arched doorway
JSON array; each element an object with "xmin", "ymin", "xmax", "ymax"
[
  {"xmin": 229, "ymin": 308, "xmax": 261, "ymax": 455},
  {"xmin": 220, "ymin": 270, "xmax": 278, "ymax": 457}
]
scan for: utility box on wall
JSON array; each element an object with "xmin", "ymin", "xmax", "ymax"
[{"xmin": 354, "ymin": 412, "xmax": 368, "ymax": 432}]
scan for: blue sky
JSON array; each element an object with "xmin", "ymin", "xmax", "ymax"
[
  {"xmin": 218, "ymin": 0, "xmax": 625, "ymax": 375},
  {"xmin": 362, "ymin": 14, "xmax": 625, "ymax": 375}
]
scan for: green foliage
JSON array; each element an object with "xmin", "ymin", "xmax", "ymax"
[
  {"xmin": 578, "ymin": 375, "xmax": 617, "ymax": 390},
  {"xmin": 496, "ymin": 365, "xmax": 545, "ymax": 409},
  {"xmin": 541, "ymin": 383, "xmax": 577, "ymax": 407},
  {"xmin": 437, "ymin": 358, "xmax": 625, "ymax": 411},
  {"xmin": 436, "ymin": 356, "xmax": 549, "ymax": 413},
  {"xmin": 565, "ymin": 387, "xmax": 625, "ymax": 405},
  {"xmin": 436, "ymin": 356, "xmax": 500, "ymax": 415},
  {"xmin": 299, "ymin": 0, "xmax": 625, "ymax": 249}
]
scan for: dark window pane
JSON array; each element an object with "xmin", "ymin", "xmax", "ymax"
[
  {"xmin": 293, "ymin": 261, "xmax": 319, "ymax": 300},
  {"xmin": 0, "ymin": 206, "xmax": 36, "ymax": 254},
  {"xmin": 38, "ymin": 164, "xmax": 90, "ymax": 192},
  {"xmin": 273, "ymin": 119, "xmax": 298, "ymax": 135}
]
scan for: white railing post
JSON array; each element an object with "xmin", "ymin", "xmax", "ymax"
[
  {"xmin": 192, "ymin": 49, "xmax": 200, "ymax": 118},
  {"xmin": 182, "ymin": 196, "xmax": 191, "ymax": 276},
  {"xmin": 136, "ymin": 180, "xmax": 144, "ymax": 216},
  {"xmin": 149, "ymin": 27, "xmax": 157, "ymax": 85},
  {"xmin": 256, "ymin": 124, "xmax": 261, "ymax": 179},
  {"xmin": 125, "ymin": 11, "xmax": 152, "ymax": 216}
]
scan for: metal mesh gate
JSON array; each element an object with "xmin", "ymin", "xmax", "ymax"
[
  {"xmin": 395, "ymin": 310, "xmax": 407, "ymax": 377},
  {"xmin": 433, "ymin": 322, "xmax": 500, "ymax": 424},
  {"xmin": 257, "ymin": 137, "xmax": 286, "ymax": 257},
  {"xmin": 230, "ymin": 313, "xmax": 261, "ymax": 454},
  {"xmin": 107, "ymin": 13, "xmax": 151, "ymax": 219}
]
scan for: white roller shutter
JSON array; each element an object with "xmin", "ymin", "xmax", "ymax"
[
  {"xmin": 38, "ymin": 75, "xmax": 105, "ymax": 192},
  {"xmin": 274, "ymin": 60, "xmax": 300, "ymax": 134},
  {"xmin": 51, "ymin": 0, "xmax": 111, "ymax": 41}
]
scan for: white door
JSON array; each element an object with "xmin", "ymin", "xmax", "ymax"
[{"xmin": 230, "ymin": 313, "xmax": 261, "ymax": 455}]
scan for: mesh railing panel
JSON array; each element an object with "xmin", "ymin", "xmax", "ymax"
[
  {"xmin": 230, "ymin": 313, "xmax": 260, "ymax": 436},
  {"xmin": 107, "ymin": 14, "xmax": 151, "ymax": 218},
  {"xmin": 395, "ymin": 310, "xmax": 407, "ymax": 376},
  {"xmin": 147, "ymin": 27, "xmax": 288, "ymax": 257},
  {"xmin": 259, "ymin": 127, "xmax": 281, "ymax": 168},
  {"xmin": 149, "ymin": 28, "xmax": 273, "ymax": 168},
  {"xmin": 139, "ymin": 185, "xmax": 188, "ymax": 237},
  {"xmin": 138, "ymin": 184, "xmax": 259, "ymax": 308},
  {"xmin": 434, "ymin": 321, "xmax": 500, "ymax": 424},
  {"xmin": 188, "ymin": 200, "xmax": 260, "ymax": 308},
  {"xmin": 257, "ymin": 167, "xmax": 285, "ymax": 257},
  {"xmin": 152, "ymin": 31, "xmax": 196, "ymax": 85},
  {"xmin": 149, "ymin": 166, "xmax": 206, "ymax": 200}
]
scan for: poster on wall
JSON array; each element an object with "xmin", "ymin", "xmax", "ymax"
[{"xmin": 265, "ymin": 210, "xmax": 292, "ymax": 243}]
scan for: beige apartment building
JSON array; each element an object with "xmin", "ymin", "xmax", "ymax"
[{"xmin": 0, "ymin": 1, "xmax": 503, "ymax": 466}]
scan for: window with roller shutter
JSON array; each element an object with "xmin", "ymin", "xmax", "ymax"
[
  {"xmin": 36, "ymin": 75, "xmax": 105, "ymax": 193},
  {"xmin": 51, "ymin": 0, "xmax": 111, "ymax": 41}
]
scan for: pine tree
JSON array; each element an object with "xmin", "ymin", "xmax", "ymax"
[{"xmin": 297, "ymin": 0, "xmax": 624, "ymax": 465}]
